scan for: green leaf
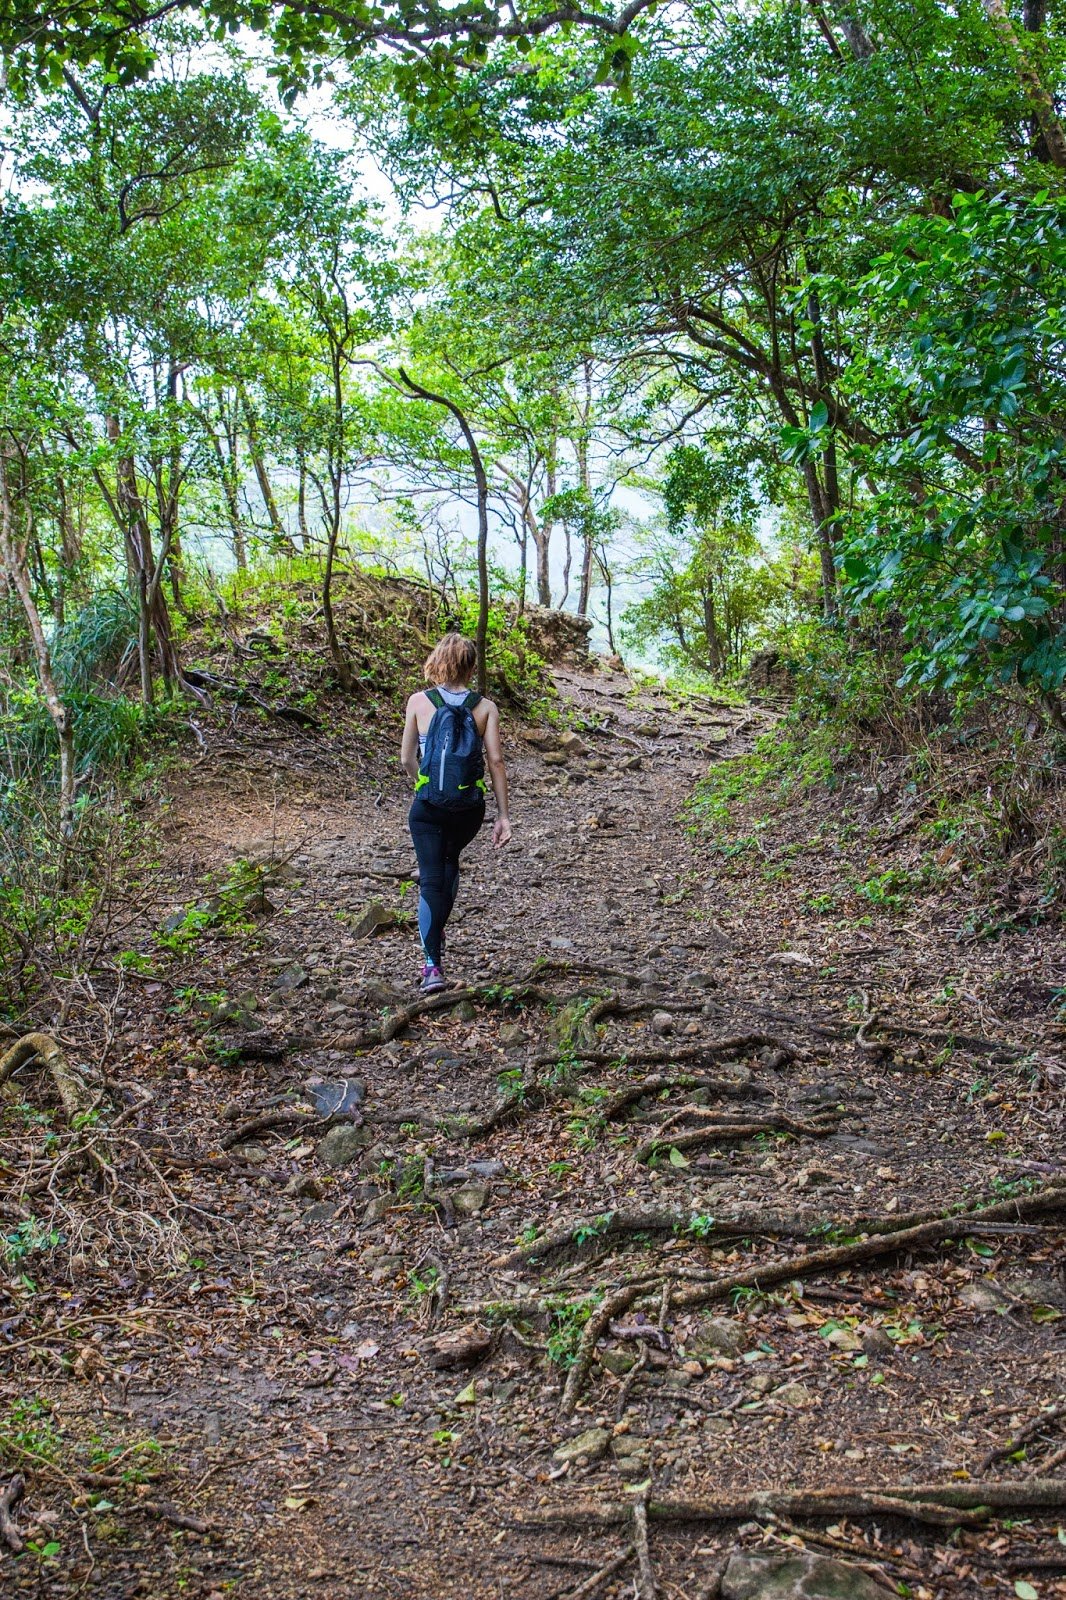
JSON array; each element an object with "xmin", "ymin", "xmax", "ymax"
[
  {"xmin": 809, "ymin": 401, "xmax": 829, "ymax": 431},
  {"xmin": 668, "ymin": 1146, "xmax": 690, "ymax": 1168},
  {"xmin": 1014, "ymin": 1582, "xmax": 1038, "ymax": 1599}
]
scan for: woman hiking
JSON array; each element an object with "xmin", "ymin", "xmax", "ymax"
[{"xmin": 401, "ymin": 633, "xmax": 511, "ymax": 994}]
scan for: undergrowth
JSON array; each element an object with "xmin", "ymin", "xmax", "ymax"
[{"xmin": 690, "ymin": 628, "xmax": 1066, "ymax": 920}]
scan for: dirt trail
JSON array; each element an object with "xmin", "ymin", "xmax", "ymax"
[{"xmin": 5, "ymin": 666, "xmax": 1065, "ymax": 1599}]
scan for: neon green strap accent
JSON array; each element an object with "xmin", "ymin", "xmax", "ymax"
[{"xmin": 414, "ymin": 771, "xmax": 430, "ymax": 791}]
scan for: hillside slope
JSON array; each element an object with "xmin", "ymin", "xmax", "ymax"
[{"xmin": 2, "ymin": 620, "xmax": 1064, "ymax": 1600}]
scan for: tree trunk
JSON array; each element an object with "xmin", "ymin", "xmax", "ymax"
[
  {"xmin": 539, "ymin": 434, "xmax": 558, "ymax": 607},
  {"xmin": 0, "ymin": 446, "xmax": 76, "ymax": 837},
  {"xmin": 534, "ymin": 522, "xmax": 551, "ymax": 609},
  {"xmin": 238, "ymin": 381, "xmax": 294, "ymax": 552},
  {"xmin": 397, "ymin": 368, "xmax": 490, "ymax": 693},
  {"xmin": 983, "ymin": 0, "xmax": 1066, "ymax": 167},
  {"xmin": 576, "ymin": 488, "xmax": 595, "ymax": 620},
  {"xmin": 297, "ymin": 455, "xmax": 309, "ymax": 550},
  {"xmin": 804, "ymin": 460, "xmax": 838, "ymax": 619},
  {"xmin": 55, "ymin": 471, "xmax": 81, "ymax": 627},
  {"xmin": 596, "ymin": 543, "xmax": 617, "ymax": 654},
  {"xmin": 575, "ymin": 362, "xmax": 595, "ymax": 617},
  {"xmin": 702, "ymin": 586, "xmax": 726, "ymax": 675},
  {"xmin": 1022, "ymin": 0, "xmax": 1052, "ymax": 161},
  {"xmin": 107, "ymin": 414, "xmax": 184, "ymax": 702},
  {"xmin": 163, "ymin": 359, "xmax": 185, "ymax": 612},
  {"xmin": 207, "ymin": 402, "xmax": 246, "ymax": 570},
  {"xmin": 560, "ymin": 520, "xmax": 572, "ymax": 610},
  {"xmin": 517, "ymin": 509, "xmax": 528, "ymax": 616},
  {"xmin": 805, "ymin": 287, "xmax": 843, "ymax": 618},
  {"xmin": 321, "ymin": 487, "xmax": 352, "ymax": 693}
]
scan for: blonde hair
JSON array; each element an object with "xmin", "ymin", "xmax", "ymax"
[{"xmin": 424, "ymin": 633, "xmax": 477, "ymax": 687}]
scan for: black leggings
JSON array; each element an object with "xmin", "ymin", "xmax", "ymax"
[{"xmin": 408, "ymin": 795, "xmax": 485, "ymax": 967}]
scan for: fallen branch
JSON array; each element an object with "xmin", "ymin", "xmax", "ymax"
[
  {"xmin": 0, "ymin": 1474, "xmax": 25, "ymax": 1553},
  {"xmin": 0, "ymin": 1032, "xmax": 92, "ymax": 1121}
]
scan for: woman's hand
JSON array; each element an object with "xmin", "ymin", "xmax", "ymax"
[{"xmin": 492, "ymin": 815, "xmax": 512, "ymax": 848}]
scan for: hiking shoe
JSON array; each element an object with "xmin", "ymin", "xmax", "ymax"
[{"xmin": 419, "ymin": 964, "xmax": 446, "ymax": 995}]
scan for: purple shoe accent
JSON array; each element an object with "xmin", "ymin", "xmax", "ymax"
[{"xmin": 419, "ymin": 964, "xmax": 446, "ymax": 995}]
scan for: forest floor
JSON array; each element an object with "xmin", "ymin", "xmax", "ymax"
[{"xmin": 2, "ymin": 655, "xmax": 1065, "ymax": 1600}]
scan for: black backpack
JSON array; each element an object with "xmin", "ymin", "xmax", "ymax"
[{"xmin": 416, "ymin": 690, "xmax": 486, "ymax": 808}]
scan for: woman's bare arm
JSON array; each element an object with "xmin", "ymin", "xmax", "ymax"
[
  {"xmin": 482, "ymin": 700, "xmax": 511, "ymax": 846},
  {"xmin": 400, "ymin": 695, "xmax": 421, "ymax": 782}
]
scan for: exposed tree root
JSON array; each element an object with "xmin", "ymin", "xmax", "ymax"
[
  {"xmin": 322, "ymin": 979, "xmax": 611, "ymax": 1051},
  {"xmin": 767, "ymin": 1515, "xmax": 900, "ymax": 1587},
  {"xmin": 659, "ymin": 1182, "xmax": 1066, "ymax": 1318},
  {"xmin": 614, "ymin": 1343, "xmax": 649, "ymax": 1420},
  {"xmin": 555, "ymin": 1181, "xmax": 1066, "ymax": 1413},
  {"xmin": 419, "ymin": 1050, "xmax": 780, "ymax": 1147},
  {"xmin": 139, "ymin": 1500, "xmax": 214, "ymax": 1535},
  {"xmin": 489, "ymin": 1183, "xmax": 1066, "ymax": 1280},
  {"xmin": 1037, "ymin": 1444, "xmax": 1066, "ymax": 1477},
  {"xmin": 218, "ymin": 1108, "xmax": 338, "ymax": 1150},
  {"xmin": 633, "ymin": 1107, "xmax": 843, "ymax": 1163},
  {"xmin": 492, "ymin": 1204, "xmax": 825, "ymax": 1272},
  {"xmin": 876, "ymin": 1020, "xmax": 1025, "ymax": 1058},
  {"xmin": 560, "ymin": 1284, "xmax": 641, "ymax": 1414},
  {"xmin": 597, "ymin": 1070, "xmax": 770, "ymax": 1120},
  {"xmin": 632, "ymin": 1495, "xmax": 657, "ymax": 1599},
  {"xmin": 520, "ymin": 1478, "xmax": 1066, "ymax": 1531},
  {"xmin": 182, "ymin": 665, "xmax": 320, "ymax": 728},
  {"xmin": 560, "ymin": 1543, "xmax": 633, "ymax": 1599},
  {"xmin": 0, "ymin": 1474, "xmax": 25, "ymax": 1553},
  {"xmin": 0, "ymin": 1033, "xmax": 92, "ymax": 1121},
  {"xmin": 977, "ymin": 1402, "xmax": 1066, "ymax": 1475}
]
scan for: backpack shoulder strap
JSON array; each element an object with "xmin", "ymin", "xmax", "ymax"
[
  {"xmin": 426, "ymin": 689, "xmax": 445, "ymax": 709},
  {"xmin": 462, "ymin": 692, "xmax": 482, "ymax": 710}
]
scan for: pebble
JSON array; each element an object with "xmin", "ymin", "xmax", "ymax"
[
  {"xmin": 552, "ymin": 1427, "xmax": 611, "ymax": 1464},
  {"xmin": 721, "ymin": 1548, "xmax": 891, "ymax": 1599},
  {"xmin": 773, "ymin": 1381, "xmax": 814, "ymax": 1409},
  {"xmin": 689, "ymin": 1317, "xmax": 746, "ymax": 1358},
  {"xmin": 315, "ymin": 1124, "xmax": 370, "ymax": 1168}
]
